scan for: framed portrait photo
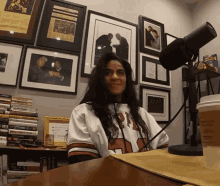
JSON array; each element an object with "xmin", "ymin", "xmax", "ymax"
[
  {"xmin": 37, "ymin": 0, "xmax": 87, "ymax": 53},
  {"xmin": 20, "ymin": 46, "xmax": 80, "ymax": 94},
  {"xmin": 44, "ymin": 116, "xmax": 70, "ymax": 148},
  {"xmin": 0, "ymin": 0, "xmax": 45, "ymax": 44},
  {"xmin": 0, "ymin": 42, "xmax": 23, "ymax": 86},
  {"xmin": 140, "ymin": 86, "xmax": 170, "ymax": 124},
  {"xmin": 81, "ymin": 10, "xmax": 138, "ymax": 83},
  {"xmin": 139, "ymin": 15, "xmax": 165, "ymax": 57},
  {"xmin": 140, "ymin": 53, "xmax": 171, "ymax": 89}
]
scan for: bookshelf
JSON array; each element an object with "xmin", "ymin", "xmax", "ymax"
[{"xmin": 0, "ymin": 146, "xmax": 68, "ymax": 185}]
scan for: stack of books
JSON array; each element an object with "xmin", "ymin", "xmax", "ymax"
[
  {"xmin": 5, "ymin": 96, "xmax": 39, "ymax": 147},
  {"xmin": 0, "ymin": 94, "xmax": 12, "ymax": 147}
]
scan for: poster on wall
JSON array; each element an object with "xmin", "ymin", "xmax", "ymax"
[
  {"xmin": 37, "ymin": 0, "xmax": 87, "ymax": 53},
  {"xmin": 81, "ymin": 10, "xmax": 138, "ymax": 83},
  {"xmin": 0, "ymin": 0, "xmax": 45, "ymax": 44}
]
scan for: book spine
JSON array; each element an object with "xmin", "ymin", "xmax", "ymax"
[
  {"xmin": 9, "ymin": 121, "xmax": 37, "ymax": 127},
  {"xmin": 0, "ymin": 104, "xmax": 10, "ymax": 109},
  {"xmin": 40, "ymin": 157, "xmax": 47, "ymax": 172},
  {"xmin": 8, "ymin": 129, "xmax": 38, "ymax": 136},
  {"xmin": 7, "ymin": 134, "xmax": 37, "ymax": 139},
  {"xmin": 0, "ymin": 111, "xmax": 4, "ymax": 115},
  {"xmin": 0, "ymin": 125, "xmax": 8, "ymax": 130},
  {"xmin": 7, "ymin": 170, "xmax": 40, "ymax": 177},
  {"xmin": 17, "ymin": 162, "xmax": 40, "ymax": 167},
  {"xmin": 47, "ymin": 156, "xmax": 51, "ymax": 170},
  {"xmin": 2, "ymin": 155, "xmax": 7, "ymax": 186},
  {"xmin": 0, "ymin": 118, "xmax": 8, "ymax": 123},
  {"xmin": 0, "ymin": 115, "xmax": 9, "ymax": 119},
  {"xmin": 8, "ymin": 125, "xmax": 37, "ymax": 131},
  {"xmin": 5, "ymin": 111, "xmax": 38, "ymax": 117},
  {"xmin": 9, "ymin": 118, "xmax": 37, "ymax": 124},
  {"xmin": 9, "ymin": 115, "xmax": 38, "ymax": 120},
  {"xmin": 0, "ymin": 94, "xmax": 12, "ymax": 98},
  {"xmin": 0, "ymin": 132, "xmax": 7, "ymax": 137},
  {"xmin": 0, "ymin": 156, "xmax": 2, "ymax": 186},
  {"xmin": 51, "ymin": 157, "xmax": 57, "ymax": 169}
]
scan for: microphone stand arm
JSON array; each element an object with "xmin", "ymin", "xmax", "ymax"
[{"xmin": 187, "ymin": 52, "xmax": 199, "ymax": 146}]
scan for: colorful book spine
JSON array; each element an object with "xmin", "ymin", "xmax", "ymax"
[
  {"xmin": 8, "ymin": 129, "xmax": 38, "ymax": 136},
  {"xmin": 9, "ymin": 115, "xmax": 38, "ymax": 121},
  {"xmin": 8, "ymin": 125, "xmax": 37, "ymax": 131},
  {"xmin": 7, "ymin": 134, "xmax": 37, "ymax": 140},
  {"xmin": 0, "ymin": 104, "xmax": 10, "ymax": 109}
]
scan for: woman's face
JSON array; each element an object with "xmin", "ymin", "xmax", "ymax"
[{"xmin": 105, "ymin": 60, "xmax": 126, "ymax": 96}]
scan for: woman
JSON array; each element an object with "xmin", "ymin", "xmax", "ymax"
[{"xmin": 67, "ymin": 52, "xmax": 169, "ymax": 164}]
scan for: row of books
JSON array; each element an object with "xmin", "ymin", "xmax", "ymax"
[
  {"xmin": 0, "ymin": 153, "xmax": 68, "ymax": 185},
  {"xmin": 0, "ymin": 94, "xmax": 39, "ymax": 147}
]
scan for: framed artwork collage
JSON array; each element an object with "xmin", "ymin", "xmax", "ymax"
[{"xmin": 0, "ymin": 0, "xmax": 174, "ymax": 124}]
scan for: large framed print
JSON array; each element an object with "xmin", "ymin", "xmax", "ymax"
[
  {"xmin": 139, "ymin": 15, "xmax": 165, "ymax": 57},
  {"xmin": 44, "ymin": 116, "xmax": 70, "ymax": 148},
  {"xmin": 0, "ymin": 0, "xmax": 45, "ymax": 44},
  {"xmin": 140, "ymin": 86, "xmax": 170, "ymax": 124},
  {"xmin": 0, "ymin": 42, "xmax": 23, "ymax": 86},
  {"xmin": 81, "ymin": 10, "xmax": 138, "ymax": 83},
  {"xmin": 37, "ymin": 0, "xmax": 87, "ymax": 53},
  {"xmin": 20, "ymin": 46, "xmax": 80, "ymax": 94},
  {"xmin": 140, "ymin": 53, "xmax": 171, "ymax": 89}
]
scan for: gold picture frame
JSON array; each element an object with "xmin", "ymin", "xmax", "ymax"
[{"xmin": 43, "ymin": 116, "xmax": 70, "ymax": 148}]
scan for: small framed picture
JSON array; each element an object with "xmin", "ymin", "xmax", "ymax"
[
  {"xmin": 44, "ymin": 116, "xmax": 70, "ymax": 148},
  {"xmin": 37, "ymin": 0, "xmax": 87, "ymax": 53},
  {"xmin": 20, "ymin": 46, "xmax": 80, "ymax": 94},
  {"xmin": 139, "ymin": 15, "xmax": 165, "ymax": 57},
  {"xmin": 140, "ymin": 85, "xmax": 170, "ymax": 124},
  {"xmin": 0, "ymin": 0, "xmax": 45, "ymax": 44},
  {"xmin": 81, "ymin": 10, "xmax": 138, "ymax": 83},
  {"xmin": 140, "ymin": 53, "xmax": 171, "ymax": 89},
  {"xmin": 0, "ymin": 42, "xmax": 23, "ymax": 86}
]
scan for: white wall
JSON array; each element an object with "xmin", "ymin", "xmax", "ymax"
[
  {"xmin": 1, "ymin": 0, "xmax": 194, "ymax": 146},
  {"xmin": 192, "ymin": 0, "xmax": 220, "ymax": 96}
]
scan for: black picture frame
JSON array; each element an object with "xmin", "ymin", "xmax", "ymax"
[
  {"xmin": 81, "ymin": 10, "xmax": 138, "ymax": 84},
  {"xmin": 36, "ymin": 0, "xmax": 87, "ymax": 53},
  {"xmin": 140, "ymin": 53, "xmax": 171, "ymax": 89},
  {"xmin": 20, "ymin": 45, "xmax": 80, "ymax": 94},
  {"xmin": 0, "ymin": 41, "xmax": 24, "ymax": 86},
  {"xmin": 139, "ymin": 15, "xmax": 165, "ymax": 57},
  {"xmin": 0, "ymin": 0, "xmax": 45, "ymax": 44},
  {"xmin": 140, "ymin": 85, "xmax": 171, "ymax": 124}
]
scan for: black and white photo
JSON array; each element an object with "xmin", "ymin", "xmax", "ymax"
[
  {"xmin": 0, "ymin": 42, "xmax": 23, "ymax": 86},
  {"xmin": 81, "ymin": 10, "xmax": 138, "ymax": 83},
  {"xmin": 21, "ymin": 46, "xmax": 79, "ymax": 94},
  {"xmin": 140, "ymin": 86, "xmax": 170, "ymax": 124}
]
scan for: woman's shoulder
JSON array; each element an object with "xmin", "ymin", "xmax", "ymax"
[{"xmin": 72, "ymin": 103, "xmax": 93, "ymax": 115}]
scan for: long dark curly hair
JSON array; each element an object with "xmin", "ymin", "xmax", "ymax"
[{"xmin": 80, "ymin": 52, "xmax": 153, "ymax": 150}]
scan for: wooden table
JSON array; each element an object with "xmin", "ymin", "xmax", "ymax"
[{"xmin": 8, "ymin": 152, "xmax": 189, "ymax": 186}]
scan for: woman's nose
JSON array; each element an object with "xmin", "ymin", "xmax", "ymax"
[{"xmin": 112, "ymin": 73, "xmax": 119, "ymax": 79}]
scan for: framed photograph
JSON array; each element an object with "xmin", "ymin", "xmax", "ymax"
[
  {"xmin": 20, "ymin": 46, "xmax": 80, "ymax": 94},
  {"xmin": 139, "ymin": 15, "xmax": 165, "ymax": 57},
  {"xmin": 44, "ymin": 116, "xmax": 70, "ymax": 148},
  {"xmin": 140, "ymin": 86, "xmax": 170, "ymax": 124},
  {"xmin": 0, "ymin": 0, "xmax": 45, "ymax": 44},
  {"xmin": 81, "ymin": 10, "xmax": 138, "ymax": 83},
  {"xmin": 0, "ymin": 42, "xmax": 23, "ymax": 86},
  {"xmin": 37, "ymin": 0, "xmax": 87, "ymax": 53},
  {"xmin": 140, "ymin": 53, "xmax": 171, "ymax": 89}
]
